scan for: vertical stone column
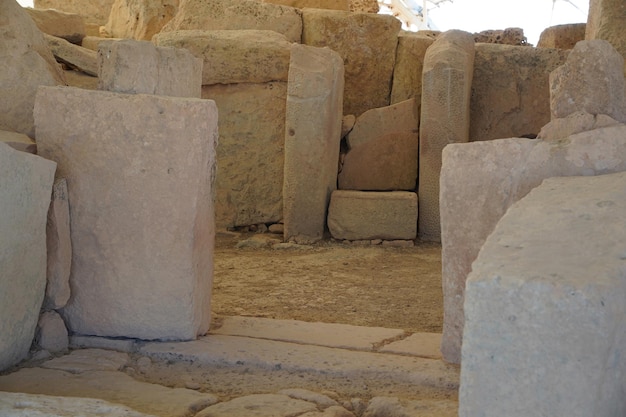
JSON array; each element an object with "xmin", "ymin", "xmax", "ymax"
[
  {"xmin": 586, "ymin": 0, "xmax": 626, "ymax": 78},
  {"xmin": 283, "ymin": 44, "xmax": 344, "ymax": 243},
  {"xmin": 418, "ymin": 30, "xmax": 474, "ymax": 242}
]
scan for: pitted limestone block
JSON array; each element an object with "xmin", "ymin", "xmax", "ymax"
[
  {"xmin": 418, "ymin": 30, "xmax": 474, "ymax": 242},
  {"xmin": 0, "ymin": 142, "xmax": 56, "ymax": 371},
  {"xmin": 460, "ymin": 171, "xmax": 626, "ymax": 417},
  {"xmin": 302, "ymin": 9, "xmax": 400, "ymax": 117},
  {"xmin": 283, "ymin": 44, "xmax": 344, "ymax": 243},
  {"xmin": 34, "ymin": 0, "xmax": 115, "ymax": 25},
  {"xmin": 262, "ymin": 0, "xmax": 349, "ymax": 11},
  {"xmin": 473, "ymin": 27, "xmax": 528, "ymax": 45},
  {"xmin": 160, "ymin": 0, "xmax": 303, "ymax": 44},
  {"xmin": 586, "ymin": 0, "xmax": 626, "ymax": 78},
  {"xmin": 104, "ymin": 0, "xmax": 178, "ymax": 40},
  {"xmin": 35, "ymin": 86, "xmax": 217, "ymax": 341},
  {"xmin": 328, "ymin": 191, "xmax": 417, "ymax": 241},
  {"xmin": 98, "ymin": 39, "xmax": 202, "ymax": 98},
  {"xmin": 390, "ymin": 33, "xmax": 433, "ymax": 105},
  {"xmin": 537, "ymin": 23, "xmax": 586, "ymax": 49},
  {"xmin": 440, "ymin": 123, "xmax": 626, "ymax": 364},
  {"xmin": 25, "ymin": 8, "xmax": 86, "ymax": 45},
  {"xmin": 550, "ymin": 40, "xmax": 626, "ymax": 122},
  {"xmin": 154, "ymin": 30, "xmax": 292, "ymax": 85},
  {"xmin": 339, "ymin": 98, "xmax": 418, "ymax": 191}
]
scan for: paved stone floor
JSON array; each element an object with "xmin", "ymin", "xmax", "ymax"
[{"xmin": 0, "ymin": 317, "xmax": 459, "ymax": 417}]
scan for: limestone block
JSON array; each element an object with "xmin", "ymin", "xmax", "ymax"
[
  {"xmin": 537, "ymin": 23, "xmax": 586, "ymax": 49},
  {"xmin": 302, "ymin": 9, "xmax": 400, "ymax": 117},
  {"xmin": 262, "ymin": 0, "xmax": 349, "ymax": 11},
  {"xmin": 460, "ymin": 172, "xmax": 626, "ymax": 417},
  {"xmin": 550, "ymin": 40, "xmax": 626, "ymax": 122},
  {"xmin": 45, "ymin": 34, "xmax": 98, "ymax": 76},
  {"xmin": 327, "ymin": 191, "xmax": 417, "ymax": 241},
  {"xmin": 586, "ymin": 0, "xmax": 626, "ymax": 78},
  {"xmin": 196, "ymin": 394, "xmax": 317, "ymax": 417},
  {"xmin": 473, "ymin": 27, "xmax": 528, "ymax": 45},
  {"xmin": 538, "ymin": 111, "xmax": 621, "ymax": 141},
  {"xmin": 283, "ymin": 44, "xmax": 344, "ymax": 243},
  {"xmin": 44, "ymin": 179, "xmax": 72, "ymax": 310},
  {"xmin": 338, "ymin": 98, "xmax": 418, "ymax": 191},
  {"xmin": 35, "ymin": 311, "xmax": 69, "ymax": 353},
  {"xmin": 440, "ymin": 123, "xmax": 626, "ymax": 364},
  {"xmin": 418, "ymin": 30, "xmax": 474, "ymax": 242},
  {"xmin": 390, "ymin": 33, "xmax": 433, "ymax": 105},
  {"xmin": 154, "ymin": 30, "xmax": 292, "ymax": 85},
  {"xmin": 0, "ymin": 0, "xmax": 65, "ymax": 138},
  {"xmin": 81, "ymin": 35, "xmax": 122, "ymax": 51},
  {"xmin": 0, "ymin": 130, "xmax": 36, "ymax": 154},
  {"xmin": 0, "ymin": 142, "xmax": 56, "ymax": 371},
  {"xmin": 25, "ymin": 8, "xmax": 86, "ymax": 44},
  {"xmin": 203, "ymin": 82, "xmax": 286, "ymax": 228},
  {"xmin": 34, "ymin": 0, "xmax": 115, "ymax": 25},
  {"xmin": 98, "ymin": 40, "xmax": 202, "ymax": 98},
  {"xmin": 104, "ymin": 0, "xmax": 178, "ymax": 41},
  {"xmin": 471, "ymin": 44, "xmax": 569, "ymax": 141},
  {"xmin": 160, "ymin": 0, "xmax": 303, "ymax": 44},
  {"xmin": 348, "ymin": 0, "xmax": 379, "ymax": 13},
  {"xmin": 34, "ymin": 86, "xmax": 217, "ymax": 341}
]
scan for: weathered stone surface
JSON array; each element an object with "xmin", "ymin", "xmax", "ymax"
[
  {"xmin": 390, "ymin": 33, "xmax": 433, "ymax": 105},
  {"xmin": 0, "ymin": 142, "xmax": 56, "ymax": 371},
  {"xmin": 537, "ymin": 23, "xmax": 586, "ymax": 49},
  {"xmin": 35, "ymin": 86, "xmax": 217, "ymax": 340},
  {"xmin": 299, "ymin": 405, "xmax": 355, "ymax": 417},
  {"xmin": 104, "ymin": 0, "xmax": 177, "ymax": 40},
  {"xmin": 46, "ymin": 33, "xmax": 98, "ymax": 76},
  {"xmin": 339, "ymin": 99, "xmax": 418, "ymax": 191},
  {"xmin": 586, "ymin": 0, "xmax": 626, "ymax": 78},
  {"xmin": 203, "ymin": 82, "xmax": 286, "ymax": 228},
  {"xmin": 69, "ymin": 335, "xmax": 137, "ymax": 352},
  {"xmin": 81, "ymin": 35, "xmax": 122, "ymax": 51},
  {"xmin": 263, "ymin": 0, "xmax": 349, "ymax": 10},
  {"xmin": 440, "ymin": 124, "xmax": 626, "ymax": 364},
  {"xmin": 302, "ymin": 9, "xmax": 400, "ymax": 116},
  {"xmin": 538, "ymin": 110, "xmax": 621, "ymax": 141},
  {"xmin": 471, "ymin": 44, "xmax": 569, "ymax": 141},
  {"xmin": 25, "ymin": 8, "xmax": 86, "ymax": 44},
  {"xmin": 154, "ymin": 30, "xmax": 292, "ymax": 85},
  {"xmin": 0, "ymin": 130, "xmax": 36, "ymax": 154},
  {"xmin": 160, "ymin": 0, "xmax": 303, "ymax": 43},
  {"xmin": 98, "ymin": 40, "xmax": 202, "ymax": 98},
  {"xmin": 460, "ymin": 172, "xmax": 626, "ymax": 417},
  {"xmin": 418, "ymin": 30, "xmax": 474, "ymax": 242},
  {"xmin": 196, "ymin": 394, "xmax": 317, "ymax": 417},
  {"xmin": 348, "ymin": 0, "xmax": 378, "ymax": 13},
  {"xmin": 473, "ymin": 27, "xmax": 528, "ymax": 45},
  {"xmin": 34, "ymin": 0, "xmax": 115, "ymax": 25},
  {"xmin": 363, "ymin": 397, "xmax": 457, "ymax": 417},
  {"xmin": 41, "ymin": 348, "xmax": 129, "ymax": 373},
  {"xmin": 328, "ymin": 191, "xmax": 417, "ymax": 241},
  {"xmin": 44, "ymin": 178, "xmax": 72, "ymax": 310},
  {"xmin": 34, "ymin": 311, "xmax": 68, "ymax": 353},
  {"xmin": 279, "ymin": 389, "xmax": 339, "ymax": 409},
  {"xmin": 0, "ymin": 392, "xmax": 158, "ymax": 417},
  {"xmin": 283, "ymin": 44, "xmax": 344, "ymax": 243},
  {"xmin": 0, "ymin": 0, "xmax": 65, "ymax": 138},
  {"xmin": 550, "ymin": 39, "xmax": 626, "ymax": 122},
  {"xmin": 379, "ymin": 333, "xmax": 442, "ymax": 359}
]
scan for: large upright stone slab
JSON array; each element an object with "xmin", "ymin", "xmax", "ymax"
[
  {"xmin": 160, "ymin": 0, "xmax": 303, "ymax": 44},
  {"xmin": 154, "ymin": 30, "xmax": 293, "ymax": 85},
  {"xmin": 302, "ymin": 9, "xmax": 400, "ymax": 117},
  {"xmin": 390, "ymin": 33, "xmax": 434, "ymax": 105},
  {"xmin": 98, "ymin": 40, "xmax": 202, "ymax": 98},
  {"xmin": 460, "ymin": 172, "xmax": 626, "ymax": 417},
  {"xmin": 104, "ymin": 0, "xmax": 178, "ymax": 40},
  {"xmin": 418, "ymin": 30, "xmax": 475, "ymax": 242},
  {"xmin": 34, "ymin": 0, "xmax": 115, "ymax": 25},
  {"xmin": 338, "ymin": 98, "xmax": 418, "ymax": 191},
  {"xmin": 0, "ymin": 0, "xmax": 65, "ymax": 138},
  {"xmin": 0, "ymin": 142, "xmax": 56, "ymax": 371},
  {"xmin": 586, "ymin": 0, "xmax": 626, "ymax": 78},
  {"xmin": 34, "ymin": 86, "xmax": 217, "ymax": 341},
  {"xmin": 440, "ymin": 123, "xmax": 626, "ymax": 364},
  {"xmin": 283, "ymin": 44, "xmax": 344, "ymax": 243},
  {"xmin": 203, "ymin": 82, "xmax": 287, "ymax": 228}
]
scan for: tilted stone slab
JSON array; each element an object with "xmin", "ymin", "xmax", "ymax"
[
  {"xmin": 440, "ymin": 123, "xmax": 626, "ymax": 364},
  {"xmin": 327, "ymin": 190, "xmax": 417, "ymax": 241},
  {"xmin": 34, "ymin": 0, "xmax": 115, "ymax": 25},
  {"xmin": 35, "ymin": 86, "xmax": 217, "ymax": 340},
  {"xmin": 160, "ymin": 0, "xmax": 303, "ymax": 44},
  {"xmin": 283, "ymin": 44, "xmax": 344, "ymax": 243},
  {"xmin": 0, "ymin": 143, "xmax": 56, "ymax": 371},
  {"xmin": 390, "ymin": 33, "xmax": 433, "ymax": 105},
  {"xmin": 460, "ymin": 171, "xmax": 626, "ymax": 417},
  {"xmin": 46, "ymin": 34, "xmax": 98, "ymax": 76},
  {"xmin": 154, "ymin": 30, "xmax": 292, "ymax": 85},
  {"xmin": 203, "ymin": 82, "xmax": 286, "ymax": 228},
  {"xmin": 98, "ymin": 39, "xmax": 202, "ymax": 98},
  {"xmin": 302, "ymin": 9, "xmax": 400, "ymax": 117},
  {"xmin": 104, "ymin": 0, "xmax": 178, "ymax": 41},
  {"xmin": 338, "ymin": 98, "xmax": 418, "ymax": 191},
  {"xmin": 25, "ymin": 8, "xmax": 86, "ymax": 44},
  {"xmin": 586, "ymin": 0, "xmax": 626, "ymax": 78}
]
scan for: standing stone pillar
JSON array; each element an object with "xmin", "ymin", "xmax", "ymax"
[
  {"xmin": 586, "ymin": 0, "xmax": 626, "ymax": 78},
  {"xmin": 283, "ymin": 44, "xmax": 344, "ymax": 243},
  {"xmin": 418, "ymin": 30, "xmax": 474, "ymax": 242}
]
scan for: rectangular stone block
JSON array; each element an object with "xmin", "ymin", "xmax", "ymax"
[
  {"xmin": 34, "ymin": 86, "xmax": 217, "ymax": 341},
  {"xmin": 98, "ymin": 39, "xmax": 202, "ymax": 98},
  {"xmin": 390, "ymin": 33, "xmax": 433, "ymax": 105},
  {"xmin": 327, "ymin": 190, "xmax": 417, "ymax": 241},
  {"xmin": 283, "ymin": 44, "xmax": 344, "ymax": 243},
  {"xmin": 460, "ymin": 172, "xmax": 626, "ymax": 417},
  {"xmin": 0, "ymin": 142, "xmax": 56, "ymax": 371}
]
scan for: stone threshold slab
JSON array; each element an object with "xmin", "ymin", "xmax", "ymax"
[{"xmin": 379, "ymin": 333, "xmax": 442, "ymax": 359}]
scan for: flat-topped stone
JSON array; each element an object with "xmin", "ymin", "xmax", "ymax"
[{"xmin": 40, "ymin": 349, "xmax": 129, "ymax": 373}]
